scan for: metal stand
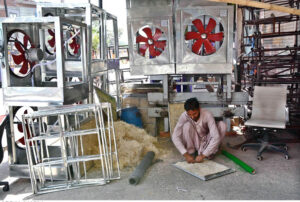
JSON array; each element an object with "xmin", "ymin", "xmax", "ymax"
[
  {"xmin": 22, "ymin": 104, "xmax": 120, "ymax": 194},
  {"xmin": 0, "ymin": 115, "xmax": 10, "ymax": 192},
  {"xmin": 239, "ymin": 4, "xmax": 300, "ymax": 127}
]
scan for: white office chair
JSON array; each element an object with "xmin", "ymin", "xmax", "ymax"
[{"xmin": 241, "ymin": 86, "xmax": 289, "ymax": 160}]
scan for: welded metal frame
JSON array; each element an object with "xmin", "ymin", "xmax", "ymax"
[
  {"xmin": 37, "ymin": 3, "xmax": 120, "ymax": 75},
  {"xmin": 37, "ymin": 2, "xmax": 120, "ymax": 107},
  {"xmin": 239, "ymin": 5, "xmax": 300, "ymax": 127},
  {"xmin": 23, "ymin": 103, "xmax": 120, "ymax": 194},
  {"xmin": 0, "ymin": 16, "xmax": 89, "ymax": 107}
]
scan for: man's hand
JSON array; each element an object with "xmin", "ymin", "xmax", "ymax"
[
  {"xmin": 195, "ymin": 154, "xmax": 206, "ymax": 163},
  {"xmin": 183, "ymin": 153, "xmax": 195, "ymax": 163}
]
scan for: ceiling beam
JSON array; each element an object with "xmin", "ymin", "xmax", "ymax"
[{"xmin": 208, "ymin": 0, "xmax": 300, "ymax": 15}]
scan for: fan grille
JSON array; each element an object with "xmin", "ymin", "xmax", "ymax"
[
  {"xmin": 7, "ymin": 30, "xmax": 35, "ymax": 77},
  {"xmin": 136, "ymin": 26, "xmax": 167, "ymax": 59},
  {"xmin": 185, "ymin": 16, "xmax": 224, "ymax": 56}
]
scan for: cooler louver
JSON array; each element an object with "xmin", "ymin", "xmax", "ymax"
[
  {"xmin": 185, "ymin": 18, "xmax": 224, "ymax": 56},
  {"xmin": 8, "ymin": 30, "xmax": 35, "ymax": 77},
  {"xmin": 136, "ymin": 27, "xmax": 166, "ymax": 58}
]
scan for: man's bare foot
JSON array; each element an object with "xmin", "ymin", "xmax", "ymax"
[
  {"xmin": 195, "ymin": 154, "xmax": 205, "ymax": 163},
  {"xmin": 207, "ymin": 154, "xmax": 215, "ymax": 160}
]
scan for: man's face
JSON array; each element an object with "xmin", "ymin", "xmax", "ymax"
[{"xmin": 187, "ymin": 108, "xmax": 200, "ymax": 122}]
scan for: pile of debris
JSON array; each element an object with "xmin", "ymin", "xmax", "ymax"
[{"xmin": 80, "ymin": 119, "xmax": 168, "ymax": 170}]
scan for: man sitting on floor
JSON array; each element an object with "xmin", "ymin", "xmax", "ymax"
[{"xmin": 172, "ymin": 97, "xmax": 226, "ymax": 163}]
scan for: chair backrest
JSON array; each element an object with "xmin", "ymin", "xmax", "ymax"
[{"xmin": 251, "ymin": 86, "xmax": 287, "ymax": 122}]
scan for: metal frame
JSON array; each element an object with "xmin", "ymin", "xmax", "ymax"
[
  {"xmin": 37, "ymin": 3, "xmax": 120, "ymax": 105},
  {"xmin": 37, "ymin": 3, "xmax": 120, "ymax": 73},
  {"xmin": 239, "ymin": 4, "xmax": 300, "ymax": 127},
  {"xmin": 23, "ymin": 103, "xmax": 120, "ymax": 194},
  {"xmin": 0, "ymin": 16, "xmax": 90, "ymax": 179}
]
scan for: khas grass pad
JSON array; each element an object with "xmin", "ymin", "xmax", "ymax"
[{"xmin": 173, "ymin": 160, "xmax": 235, "ymax": 181}]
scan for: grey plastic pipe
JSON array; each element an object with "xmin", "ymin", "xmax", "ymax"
[{"xmin": 129, "ymin": 151, "xmax": 155, "ymax": 185}]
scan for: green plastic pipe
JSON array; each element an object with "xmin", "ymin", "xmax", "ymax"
[{"xmin": 221, "ymin": 150, "xmax": 256, "ymax": 174}]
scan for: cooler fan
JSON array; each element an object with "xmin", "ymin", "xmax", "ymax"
[
  {"xmin": 185, "ymin": 17, "xmax": 224, "ymax": 56},
  {"xmin": 44, "ymin": 13, "xmax": 56, "ymax": 55},
  {"xmin": 46, "ymin": 29, "xmax": 56, "ymax": 55},
  {"xmin": 7, "ymin": 30, "xmax": 35, "ymax": 77},
  {"xmin": 67, "ymin": 30, "xmax": 81, "ymax": 56},
  {"xmin": 136, "ymin": 26, "xmax": 166, "ymax": 58},
  {"xmin": 45, "ymin": 28, "xmax": 81, "ymax": 57},
  {"xmin": 13, "ymin": 107, "xmax": 36, "ymax": 148}
]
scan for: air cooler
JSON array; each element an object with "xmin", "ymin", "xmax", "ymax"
[
  {"xmin": 175, "ymin": 2, "xmax": 234, "ymax": 74},
  {"xmin": 0, "ymin": 16, "xmax": 89, "ymax": 106},
  {"xmin": 127, "ymin": 0, "xmax": 175, "ymax": 75}
]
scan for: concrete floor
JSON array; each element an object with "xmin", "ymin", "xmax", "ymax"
[{"xmin": 0, "ymin": 135, "xmax": 300, "ymax": 200}]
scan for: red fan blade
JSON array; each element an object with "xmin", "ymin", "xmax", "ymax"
[
  {"xmin": 48, "ymin": 29, "xmax": 55, "ymax": 36},
  {"xmin": 192, "ymin": 19, "xmax": 205, "ymax": 34},
  {"xmin": 12, "ymin": 54, "xmax": 26, "ymax": 65},
  {"xmin": 17, "ymin": 137, "xmax": 25, "ymax": 145},
  {"xmin": 149, "ymin": 45, "xmax": 156, "ymax": 57},
  {"xmin": 15, "ymin": 42, "xmax": 25, "ymax": 54},
  {"xmin": 48, "ymin": 36, "xmax": 55, "ymax": 47},
  {"xmin": 203, "ymin": 39, "xmax": 216, "ymax": 54},
  {"xmin": 139, "ymin": 44, "xmax": 148, "ymax": 56},
  {"xmin": 206, "ymin": 18, "xmax": 216, "ymax": 34},
  {"xmin": 19, "ymin": 60, "xmax": 29, "ymax": 74},
  {"xmin": 23, "ymin": 35, "xmax": 29, "ymax": 49},
  {"xmin": 69, "ymin": 38, "xmax": 76, "ymax": 48},
  {"xmin": 192, "ymin": 38, "xmax": 204, "ymax": 54},
  {"xmin": 155, "ymin": 49, "xmax": 162, "ymax": 56},
  {"xmin": 142, "ymin": 27, "xmax": 153, "ymax": 39},
  {"xmin": 74, "ymin": 44, "xmax": 80, "ymax": 54},
  {"xmin": 185, "ymin": 32, "xmax": 200, "ymax": 40},
  {"xmin": 154, "ymin": 40, "xmax": 166, "ymax": 49},
  {"xmin": 208, "ymin": 32, "xmax": 224, "ymax": 41},
  {"xmin": 136, "ymin": 35, "xmax": 148, "ymax": 43},
  {"xmin": 152, "ymin": 28, "xmax": 162, "ymax": 41},
  {"xmin": 17, "ymin": 123, "xmax": 23, "ymax": 132}
]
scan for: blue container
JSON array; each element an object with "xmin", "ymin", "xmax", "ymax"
[{"xmin": 120, "ymin": 106, "xmax": 143, "ymax": 128}]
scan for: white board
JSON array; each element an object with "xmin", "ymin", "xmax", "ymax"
[{"xmin": 173, "ymin": 160, "xmax": 235, "ymax": 181}]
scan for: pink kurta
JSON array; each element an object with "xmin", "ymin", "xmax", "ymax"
[{"xmin": 172, "ymin": 108, "xmax": 226, "ymax": 157}]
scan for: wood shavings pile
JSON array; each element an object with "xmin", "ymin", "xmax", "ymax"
[
  {"xmin": 114, "ymin": 121, "xmax": 166, "ymax": 169},
  {"xmin": 80, "ymin": 118, "xmax": 168, "ymax": 170}
]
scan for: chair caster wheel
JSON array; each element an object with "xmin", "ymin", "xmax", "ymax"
[
  {"xmin": 241, "ymin": 147, "xmax": 247, "ymax": 152},
  {"xmin": 3, "ymin": 185, "xmax": 9, "ymax": 192},
  {"xmin": 257, "ymin": 156, "xmax": 263, "ymax": 161},
  {"xmin": 284, "ymin": 146, "xmax": 288, "ymax": 151},
  {"xmin": 285, "ymin": 155, "xmax": 289, "ymax": 160}
]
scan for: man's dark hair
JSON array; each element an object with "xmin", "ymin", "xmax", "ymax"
[{"xmin": 184, "ymin": 97, "xmax": 200, "ymax": 111}]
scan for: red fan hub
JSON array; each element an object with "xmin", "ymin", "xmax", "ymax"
[
  {"xmin": 148, "ymin": 39, "xmax": 154, "ymax": 45},
  {"xmin": 201, "ymin": 33, "xmax": 207, "ymax": 39}
]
